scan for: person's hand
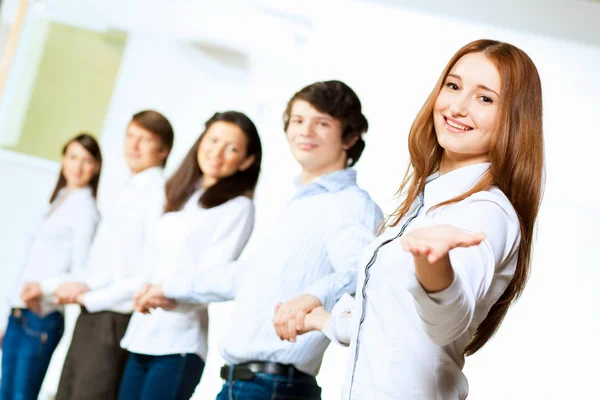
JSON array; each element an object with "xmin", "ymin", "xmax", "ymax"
[
  {"xmin": 135, "ymin": 284, "xmax": 177, "ymax": 314},
  {"xmin": 54, "ymin": 282, "xmax": 89, "ymax": 305},
  {"xmin": 401, "ymin": 225, "xmax": 486, "ymax": 263},
  {"xmin": 273, "ymin": 294, "xmax": 321, "ymax": 342},
  {"xmin": 21, "ymin": 282, "xmax": 43, "ymax": 304},
  {"xmin": 302, "ymin": 306, "xmax": 331, "ymax": 334}
]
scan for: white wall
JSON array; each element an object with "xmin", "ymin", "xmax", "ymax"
[{"xmin": 0, "ymin": 0, "xmax": 599, "ymax": 399}]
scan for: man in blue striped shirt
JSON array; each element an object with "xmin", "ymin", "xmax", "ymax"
[{"xmin": 137, "ymin": 81, "xmax": 383, "ymax": 400}]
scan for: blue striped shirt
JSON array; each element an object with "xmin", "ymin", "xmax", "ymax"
[{"xmin": 163, "ymin": 168, "xmax": 383, "ymax": 375}]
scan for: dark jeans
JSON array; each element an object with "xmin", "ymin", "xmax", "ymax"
[
  {"xmin": 118, "ymin": 352, "xmax": 204, "ymax": 400},
  {"xmin": 0, "ymin": 309, "xmax": 64, "ymax": 400},
  {"xmin": 216, "ymin": 372, "xmax": 322, "ymax": 400},
  {"xmin": 56, "ymin": 309, "xmax": 131, "ymax": 400}
]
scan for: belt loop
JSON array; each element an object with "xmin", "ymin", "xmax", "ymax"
[{"xmin": 287, "ymin": 365, "xmax": 294, "ymax": 385}]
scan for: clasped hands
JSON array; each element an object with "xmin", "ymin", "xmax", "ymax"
[
  {"xmin": 272, "ymin": 224, "xmax": 486, "ymax": 343},
  {"xmin": 133, "ymin": 284, "xmax": 177, "ymax": 313}
]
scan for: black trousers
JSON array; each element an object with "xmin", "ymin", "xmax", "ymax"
[{"xmin": 55, "ymin": 308, "xmax": 131, "ymax": 400}]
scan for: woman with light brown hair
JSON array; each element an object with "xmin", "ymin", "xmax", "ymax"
[{"xmin": 279, "ymin": 39, "xmax": 545, "ymax": 399}]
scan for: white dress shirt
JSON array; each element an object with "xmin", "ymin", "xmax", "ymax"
[
  {"xmin": 81, "ymin": 166, "xmax": 165, "ymax": 314},
  {"xmin": 323, "ymin": 163, "xmax": 521, "ymax": 400},
  {"xmin": 121, "ymin": 191, "xmax": 255, "ymax": 360},
  {"xmin": 163, "ymin": 169, "xmax": 383, "ymax": 376},
  {"xmin": 8, "ymin": 187, "xmax": 99, "ymax": 316}
]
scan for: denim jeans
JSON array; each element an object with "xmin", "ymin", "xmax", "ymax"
[
  {"xmin": 118, "ymin": 352, "xmax": 204, "ymax": 400},
  {"xmin": 0, "ymin": 309, "xmax": 64, "ymax": 400},
  {"xmin": 216, "ymin": 372, "xmax": 322, "ymax": 400}
]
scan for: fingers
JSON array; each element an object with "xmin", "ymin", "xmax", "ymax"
[
  {"xmin": 287, "ymin": 315, "xmax": 297, "ymax": 343},
  {"xmin": 134, "ymin": 284, "xmax": 151, "ymax": 302},
  {"xmin": 295, "ymin": 309, "xmax": 306, "ymax": 332}
]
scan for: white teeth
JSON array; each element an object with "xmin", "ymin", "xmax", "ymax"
[{"xmin": 446, "ymin": 118, "xmax": 471, "ymax": 131}]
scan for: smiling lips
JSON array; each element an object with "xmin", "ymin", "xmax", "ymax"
[
  {"xmin": 444, "ymin": 116, "xmax": 473, "ymax": 132},
  {"xmin": 297, "ymin": 143, "xmax": 318, "ymax": 151}
]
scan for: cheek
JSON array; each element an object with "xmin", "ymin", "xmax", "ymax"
[
  {"xmin": 473, "ymin": 109, "xmax": 497, "ymax": 133},
  {"xmin": 83, "ymin": 164, "xmax": 96, "ymax": 177},
  {"xmin": 433, "ymin": 93, "xmax": 449, "ymax": 112},
  {"xmin": 225, "ymin": 154, "xmax": 244, "ymax": 170},
  {"xmin": 286, "ymin": 130, "xmax": 297, "ymax": 143}
]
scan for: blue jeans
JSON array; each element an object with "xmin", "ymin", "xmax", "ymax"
[
  {"xmin": 118, "ymin": 352, "xmax": 204, "ymax": 400},
  {"xmin": 216, "ymin": 373, "xmax": 322, "ymax": 400},
  {"xmin": 0, "ymin": 309, "xmax": 64, "ymax": 400}
]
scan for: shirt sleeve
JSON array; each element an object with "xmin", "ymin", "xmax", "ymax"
[
  {"xmin": 321, "ymin": 293, "xmax": 356, "ymax": 346},
  {"xmin": 163, "ymin": 199, "xmax": 255, "ymax": 304},
  {"xmin": 39, "ymin": 203, "xmax": 100, "ymax": 296},
  {"xmin": 407, "ymin": 194, "xmax": 520, "ymax": 346},
  {"xmin": 305, "ymin": 194, "xmax": 383, "ymax": 311},
  {"xmin": 81, "ymin": 190, "xmax": 164, "ymax": 313}
]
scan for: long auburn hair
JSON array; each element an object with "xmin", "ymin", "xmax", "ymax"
[
  {"xmin": 49, "ymin": 133, "xmax": 102, "ymax": 203},
  {"xmin": 389, "ymin": 39, "xmax": 544, "ymax": 355},
  {"xmin": 163, "ymin": 111, "xmax": 262, "ymax": 212}
]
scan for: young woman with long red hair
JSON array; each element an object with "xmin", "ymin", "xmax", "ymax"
[{"xmin": 277, "ymin": 39, "xmax": 544, "ymax": 399}]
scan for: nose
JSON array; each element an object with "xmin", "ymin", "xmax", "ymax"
[
  {"xmin": 210, "ymin": 145, "xmax": 225, "ymax": 160},
  {"xmin": 449, "ymin": 94, "xmax": 469, "ymax": 117},
  {"xmin": 129, "ymin": 136, "xmax": 141, "ymax": 151},
  {"xmin": 298, "ymin": 121, "xmax": 315, "ymax": 138}
]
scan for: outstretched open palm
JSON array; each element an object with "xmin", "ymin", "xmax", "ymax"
[{"xmin": 401, "ymin": 224, "xmax": 486, "ymax": 263}]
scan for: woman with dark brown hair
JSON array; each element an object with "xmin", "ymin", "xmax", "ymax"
[
  {"xmin": 118, "ymin": 111, "xmax": 262, "ymax": 400},
  {"xmin": 285, "ymin": 39, "xmax": 545, "ymax": 399},
  {"xmin": 1, "ymin": 133, "xmax": 102, "ymax": 400}
]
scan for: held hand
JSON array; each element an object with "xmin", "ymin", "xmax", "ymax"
[
  {"xmin": 54, "ymin": 282, "xmax": 89, "ymax": 305},
  {"xmin": 401, "ymin": 225, "xmax": 486, "ymax": 263},
  {"xmin": 135, "ymin": 284, "xmax": 177, "ymax": 314},
  {"xmin": 273, "ymin": 294, "xmax": 321, "ymax": 343},
  {"xmin": 20, "ymin": 282, "xmax": 43, "ymax": 303},
  {"xmin": 302, "ymin": 306, "xmax": 331, "ymax": 334}
]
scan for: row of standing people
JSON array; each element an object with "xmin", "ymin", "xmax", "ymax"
[{"xmin": 1, "ymin": 39, "xmax": 544, "ymax": 400}]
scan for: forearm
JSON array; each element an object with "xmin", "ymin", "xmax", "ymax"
[{"xmin": 413, "ymin": 254, "xmax": 454, "ymax": 293}]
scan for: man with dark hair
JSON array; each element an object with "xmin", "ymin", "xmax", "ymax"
[
  {"xmin": 53, "ymin": 110, "xmax": 174, "ymax": 400},
  {"xmin": 138, "ymin": 81, "xmax": 382, "ymax": 399}
]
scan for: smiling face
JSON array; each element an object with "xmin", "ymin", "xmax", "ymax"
[
  {"xmin": 196, "ymin": 121, "xmax": 255, "ymax": 188},
  {"xmin": 433, "ymin": 52, "xmax": 501, "ymax": 172},
  {"xmin": 286, "ymin": 100, "xmax": 353, "ymax": 182},
  {"xmin": 124, "ymin": 121, "xmax": 169, "ymax": 174},
  {"xmin": 61, "ymin": 140, "xmax": 100, "ymax": 189}
]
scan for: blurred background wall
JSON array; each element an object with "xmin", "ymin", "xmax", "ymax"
[{"xmin": 0, "ymin": 0, "xmax": 599, "ymax": 398}]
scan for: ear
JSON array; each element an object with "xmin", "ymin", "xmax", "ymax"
[
  {"xmin": 158, "ymin": 147, "xmax": 171, "ymax": 163},
  {"xmin": 342, "ymin": 134, "xmax": 359, "ymax": 150},
  {"xmin": 238, "ymin": 155, "xmax": 256, "ymax": 172}
]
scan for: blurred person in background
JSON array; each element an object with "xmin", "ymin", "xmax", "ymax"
[
  {"xmin": 1, "ymin": 133, "xmax": 102, "ymax": 400},
  {"xmin": 119, "ymin": 111, "xmax": 262, "ymax": 400},
  {"xmin": 53, "ymin": 110, "xmax": 174, "ymax": 400}
]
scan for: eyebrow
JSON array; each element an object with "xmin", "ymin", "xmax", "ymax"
[
  {"xmin": 447, "ymin": 73, "xmax": 500, "ymax": 97},
  {"xmin": 291, "ymin": 114, "xmax": 335, "ymax": 122}
]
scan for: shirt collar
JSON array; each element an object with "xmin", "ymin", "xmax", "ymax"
[
  {"xmin": 423, "ymin": 162, "xmax": 490, "ymax": 210},
  {"xmin": 130, "ymin": 166, "xmax": 164, "ymax": 188},
  {"xmin": 294, "ymin": 168, "xmax": 357, "ymax": 194}
]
